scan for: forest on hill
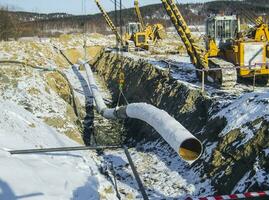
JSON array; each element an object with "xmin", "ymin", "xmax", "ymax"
[{"xmin": 1, "ymin": 0, "xmax": 269, "ymax": 39}]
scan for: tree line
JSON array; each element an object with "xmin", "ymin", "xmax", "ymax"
[{"xmin": 1, "ymin": 0, "xmax": 269, "ymax": 39}]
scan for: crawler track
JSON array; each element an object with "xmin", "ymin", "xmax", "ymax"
[{"xmin": 208, "ymin": 57, "xmax": 237, "ymax": 89}]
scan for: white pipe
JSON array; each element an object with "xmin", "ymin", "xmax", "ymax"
[
  {"xmin": 126, "ymin": 103, "xmax": 202, "ymax": 161},
  {"xmin": 80, "ymin": 60, "xmax": 117, "ymax": 119},
  {"xmin": 79, "ymin": 60, "xmax": 202, "ymax": 161}
]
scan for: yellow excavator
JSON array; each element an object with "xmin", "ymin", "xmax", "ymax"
[
  {"xmin": 161, "ymin": 0, "xmax": 269, "ymax": 88},
  {"xmin": 95, "ymin": 0, "xmax": 151, "ymax": 51},
  {"xmin": 134, "ymin": 0, "xmax": 166, "ymax": 45},
  {"xmin": 246, "ymin": 17, "xmax": 269, "ymax": 45}
]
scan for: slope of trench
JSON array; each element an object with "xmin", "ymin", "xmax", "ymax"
[
  {"xmin": 62, "ymin": 47, "xmax": 125, "ymax": 147},
  {"xmin": 91, "ymin": 49, "xmax": 269, "ymax": 195}
]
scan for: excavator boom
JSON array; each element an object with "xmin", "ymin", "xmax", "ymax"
[
  {"xmin": 95, "ymin": 0, "xmax": 123, "ymax": 45},
  {"xmin": 160, "ymin": 0, "xmax": 207, "ymax": 69},
  {"xmin": 134, "ymin": 0, "xmax": 145, "ymax": 30}
]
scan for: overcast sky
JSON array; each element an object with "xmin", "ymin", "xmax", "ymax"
[{"xmin": 0, "ymin": 0, "xmax": 207, "ymax": 15}]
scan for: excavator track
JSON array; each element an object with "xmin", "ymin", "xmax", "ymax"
[
  {"xmin": 208, "ymin": 57, "xmax": 237, "ymax": 89},
  {"xmin": 127, "ymin": 41, "xmax": 136, "ymax": 52}
]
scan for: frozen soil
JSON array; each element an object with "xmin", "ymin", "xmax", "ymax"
[
  {"xmin": 92, "ymin": 49, "xmax": 269, "ymax": 196},
  {"xmin": 0, "ymin": 32, "xmax": 268, "ymax": 199}
]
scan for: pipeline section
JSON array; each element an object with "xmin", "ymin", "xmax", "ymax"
[{"xmin": 80, "ymin": 60, "xmax": 203, "ymax": 161}]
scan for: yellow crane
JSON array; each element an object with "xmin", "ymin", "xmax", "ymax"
[
  {"xmin": 95, "ymin": 0, "xmax": 151, "ymax": 51},
  {"xmin": 134, "ymin": 0, "xmax": 166, "ymax": 45},
  {"xmin": 161, "ymin": 0, "xmax": 269, "ymax": 88},
  {"xmin": 247, "ymin": 17, "xmax": 269, "ymax": 44},
  {"xmin": 94, "ymin": 0, "xmax": 123, "ymax": 46}
]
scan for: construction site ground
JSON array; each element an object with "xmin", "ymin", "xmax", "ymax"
[{"xmin": 0, "ymin": 32, "xmax": 268, "ymax": 199}]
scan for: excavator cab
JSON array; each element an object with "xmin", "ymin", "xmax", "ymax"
[
  {"xmin": 206, "ymin": 15, "xmax": 240, "ymax": 45},
  {"xmin": 126, "ymin": 22, "xmax": 142, "ymax": 35},
  {"xmin": 125, "ymin": 22, "xmax": 148, "ymax": 49}
]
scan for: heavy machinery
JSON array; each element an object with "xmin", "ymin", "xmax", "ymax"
[
  {"xmin": 246, "ymin": 16, "xmax": 269, "ymax": 44},
  {"xmin": 134, "ymin": 0, "xmax": 166, "ymax": 45},
  {"xmin": 95, "ymin": 0, "xmax": 151, "ymax": 51},
  {"xmin": 161, "ymin": 0, "xmax": 269, "ymax": 88}
]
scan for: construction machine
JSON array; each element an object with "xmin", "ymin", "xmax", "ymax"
[
  {"xmin": 245, "ymin": 17, "xmax": 269, "ymax": 44},
  {"xmin": 134, "ymin": 0, "xmax": 166, "ymax": 45},
  {"xmin": 161, "ymin": 0, "xmax": 269, "ymax": 88},
  {"xmin": 95, "ymin": 0, "xmax": 151, "ymax": 51}
]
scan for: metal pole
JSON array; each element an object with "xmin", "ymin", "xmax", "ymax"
[
  {"xmin": 120, "ymin": 0, "xmax": 122, "ymax": 37},
  {"xmin": 115, "ymin": 0, "xmax": 118, "ymax": 27},
  {"xmin": 253, "ymin": 69, "xmax": 256, "ymax": 91},
  {"xmin": 123, "ymin": 146, "xmax": 149, "ymax": 200},
  {"xmin": 9, "ymin": 145, "xmax": 121, "ymax": 155},
  {"xmin": 202, "ymin": 70, "xmax": 205, "ymax": 93},
  {"xmin": 115, "ymin": 0, "xmax": 118, "ymax": 50}
]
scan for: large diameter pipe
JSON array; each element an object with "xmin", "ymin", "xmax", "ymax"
[
  {"xmin": 79, "ymin": 60, "xmax": 202, "ymax": 161},
  {"xmin": 79, "ymin": 60, "xmax": 119, "ymax": 119},
  {"xmin": 126, "ymin": 103, "xmax": 202, "ymax": 161}
]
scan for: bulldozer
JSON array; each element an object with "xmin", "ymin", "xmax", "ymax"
[
  {"xmin": 134, "ymin": 0, "xmax": 166, "ymax": 46},
  {"xmin": 94, "ymin": 0, "xmax": 151, "ymax": 51},
  {"xmin": 161, "ymin": 0, "xmax": 269, "ymax": 88}
]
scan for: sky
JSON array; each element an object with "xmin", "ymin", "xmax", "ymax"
[{"xmin": 0, "ymin": 0, "xmax": 207, "ymax": 15}]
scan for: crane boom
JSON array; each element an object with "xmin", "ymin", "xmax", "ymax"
[
  {"xmin": 95, "ymin": 0, "xmax": 123, "ymax": 45},
  {"xmin": 161, "ymin": 0, "xmax": 208, "ymax": 69},
  {"xmin": 134, "ymin": 0, "xmax": 145, "ymax": 30}
]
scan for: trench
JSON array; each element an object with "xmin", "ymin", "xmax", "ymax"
[
  {"xmin": 89, "ymin": 48, "xmax": 269, "ymax": 195},
  {"xmin": 90, "ymin": 49, "xmax": 212, "ymax": 144},
  {"xmin": 61, "ymin": 47, "xmax": 127, "ymax": 147},
  {"xmin": 61, "ymin": 46, "xmax": 269, "ymax": 196}
]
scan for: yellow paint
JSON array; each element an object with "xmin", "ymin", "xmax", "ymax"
[{"xmin": 179, "ymin": 147, "xmax": 199, "ymax": 161}]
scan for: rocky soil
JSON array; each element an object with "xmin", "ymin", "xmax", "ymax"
[{"xmin": 92, "ymin": 49, "xmax": 269, "ymax": 195}]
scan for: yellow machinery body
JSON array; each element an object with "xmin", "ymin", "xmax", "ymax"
[
  {"xmin": 95, "ymin": 0, "xmax": 150, "ymax": 51},
  {"xmin": 218, "ymin": 40, "xmax": 269, "ymax": 77},
  {"xmin": 246, "ymin": 17, "xmax": 269, "ymax": 58},
  {"xmin": 123, "ymin": 22, "xmax": 150, "ymax": 50},
  {"xmin": 206, "ymin": 14, "xmax": 269, "ymax": 78},
  {"xmin": 161, "ymin": 0, "xmax": 269, "ymax": 87},
  {"xmin": 134, "ymin": 0, "xmax": 166, "ymax": 45}
]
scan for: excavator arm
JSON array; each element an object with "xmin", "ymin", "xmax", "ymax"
[
  {"xmin": 95, "ymin": 0, "xmax": 124, "ymax": 46},
  {"xmin": 134, "ymin": 0, "xmax": 145, "ymax": 30},
  {"xmin": 160, "ymin": 0, "xmax": 208, "ymax": 69}
]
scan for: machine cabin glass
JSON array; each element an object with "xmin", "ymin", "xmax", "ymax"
[
  {"xmin": 206, "ymin": 15, "xmax": 239, "ymax": 44},
  {"xmin": 126, "ymin": 23, "xmax": 142, "ymax": 35}
]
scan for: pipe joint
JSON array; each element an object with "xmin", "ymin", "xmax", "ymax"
[{"xmin": 114, "ymin": 106, "xmax": 128, "ymax": 119}]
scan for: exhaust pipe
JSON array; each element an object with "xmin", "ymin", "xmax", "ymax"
[{"xmin": 79, "ymin": 60, "xmax": 203, "ymax": 161}]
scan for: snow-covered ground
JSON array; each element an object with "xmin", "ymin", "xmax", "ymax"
[
  {"xmin": 63, "ymin": 65, "xmax": 212, "ymax": 199},
  {"xmin": 0, "ymin": 100, "xmax": 116, "ymax": 200},
  {"xmin": 0, "ymin": 32, "xmax": 268, "ymax": 199}
]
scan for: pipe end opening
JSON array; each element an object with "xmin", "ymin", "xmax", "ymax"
[{"xmin": 179, "ymin": 138, "xmax": 203, "ymax": 161}]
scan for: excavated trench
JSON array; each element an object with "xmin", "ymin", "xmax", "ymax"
[{"xmin": 89, "ymin": 48, "xmax": 269, "ymax": 195}]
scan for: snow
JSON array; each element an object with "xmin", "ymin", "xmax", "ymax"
[
  {"xmin": 101, "ymin": 140, "xmax": 214, "ymax": 199},
  {"xmin": 1, "ymin": 33, "xmax": 268, "ymax": 199},
  {"xmin": 0, "ymin": 64, "xmax": 79, "ymax": 138},
  {"xmin": 232, "ymin": 158, "xmax": 269, "ymax": 193},
  {"xmin": 200, "ymin": 141, "xmax": 218, "ymax": 163},
  {"xmin": 264, "ymin": 149, "xmax": 269, "ymax": 157},
  {"xmin": 232, "ymin": 171, "xmax": 251, "ymax": 193},
  {"xmin": 212, "ymin": 89, "xmax": 269, "ymax": 136},
  {"xmin": 0, "ymin": 100, "xmax": 115, "ymax": 200},
  {"xmin": 63, "ymin": 63, "xmax": 211, "ymax": 199}
]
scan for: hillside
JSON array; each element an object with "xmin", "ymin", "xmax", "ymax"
[{"xmin": 3, "ymin": 0, "xmax": 269, "ymax": 37}]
